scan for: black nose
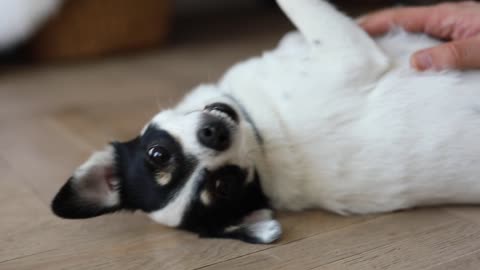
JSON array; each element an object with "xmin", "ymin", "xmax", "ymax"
[{"xmin": 197, "ymin": 120, "xmax": 231, "ymax": 151}]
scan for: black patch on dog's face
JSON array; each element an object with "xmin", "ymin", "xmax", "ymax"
[
  {"xmin": 113, "ymin": 125, "xmax": 277, "ymax": 243},
  {"xmin": 180, "ymin": 167, "xmax": 271, "ymax": 241},
  {"xmin": 113, "ymin": 127, "xmax": 198, "ymax": 212}
]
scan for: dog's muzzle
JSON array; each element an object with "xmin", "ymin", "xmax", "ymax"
[{"xmin": 198, "ymin": 103, "xmax": 239, "ymax": 151}]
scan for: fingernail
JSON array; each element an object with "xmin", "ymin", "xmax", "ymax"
[{"xmin": 412, "ymin": 51, "xmax": 433, "ymax": 70}]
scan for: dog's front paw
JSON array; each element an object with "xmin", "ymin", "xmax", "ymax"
[
  {"xmin": 222, "ymin": 209, "xmax": 282, "ymax": 244},
  {"xmin": 244, "ymin": 219, "xmax": 282, "ymax": 244}
]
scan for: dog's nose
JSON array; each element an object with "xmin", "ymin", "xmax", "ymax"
[{"xmin": 197, "ymin": 120, "xmax": 231, "ymax": 151}]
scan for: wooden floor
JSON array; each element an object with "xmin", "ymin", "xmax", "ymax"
[{"xmin": 3, "ymin": 6, "xmax": 480, "ymax": 270}]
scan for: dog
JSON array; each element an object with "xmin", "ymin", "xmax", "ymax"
[{"xmin": 51, "ymin": 0, "xmax": 480, "ymax": 244}]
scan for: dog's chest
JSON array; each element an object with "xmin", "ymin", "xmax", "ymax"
[{"xmin": 218, "ymin": 37, "xmax": 371, "ymax": 212}]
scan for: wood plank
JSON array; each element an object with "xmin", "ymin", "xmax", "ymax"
[
  {"xmin": 0, "ymin": 210, "xmax": 370, "ymax": 270},
  {"xmin": 316, "ymin": 216, "xmax": 480, "ymax": 269},
  {"xmin": 198, "ymin": 210, "xmax": 477, "ymax": 270},
  {"xmin": 445, "ymin": 207, "xmax": 480, "ymax": 226},
  {"xmin": 0, "ymin": 162, "xmax": 54, "ymax": 262},
  {"xmin": 0, "ymin": 117, "xmax": 94, "ymax": 204},
  {"xmin": 428, "ymin": 251, "xmax": 480, "ymax": 270},
  {"xmin": 50, "ymin": 99, "xmax": 170, "ymax": 145}
]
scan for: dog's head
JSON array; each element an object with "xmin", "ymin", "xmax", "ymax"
[{"xmin": 51, "ymin": 88, "xmax": 281, "ymax": 244}]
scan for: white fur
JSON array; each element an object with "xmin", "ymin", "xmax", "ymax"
[
  {"xmin": 245, "ymin": 219, "xmax": 282, "ymax": 243},
  {"xmin": 224, "ymin": 209, "xmax": 281, "ymax": 243},
  {"xmin": 149, "ymin": 168, "xmax": 202, "ymax": 227},
  {"xmin": 0, "ymin": 0, "xmax": 61, "ymax": 50},
  {"xmin": 242, "ymin": 209, "xmax": 281, "ymax": 243},
  {"xmin": 150, "ymin": 0, "xmax": 480, "ymax": 216}
]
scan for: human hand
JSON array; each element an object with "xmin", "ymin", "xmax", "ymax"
[{"xmin": 359, "ymin": 1, "xmax": 480, "ymax": 71}]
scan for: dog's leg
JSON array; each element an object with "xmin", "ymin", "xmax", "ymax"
[{"xmin": 276, "ymin": 0, "xmax": 390, "ymax": 84}]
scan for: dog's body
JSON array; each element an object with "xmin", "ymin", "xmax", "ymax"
[
  {"xmin": 52, "ymin": 0, "xmax": 480, "ymax": 243},
  {"xmin": 181, "ymin": 1, "xmax": 480, "ymax": 215}
]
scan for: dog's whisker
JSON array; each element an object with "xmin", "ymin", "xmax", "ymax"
[{"xmin": 184, "ymin": 109, "xmax": 203, "ymax": 115}]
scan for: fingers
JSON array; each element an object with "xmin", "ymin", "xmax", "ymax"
[
  {"xmin": 359, "ymin": 2, "xmax": 480, "ymax": 71},
  {"xmin": 359, "ymin": 7, "xmax": 435, "ymax": 36},
  {"xmin": 359, "ymin": 2, "xmax": 468, "ymax": 38},
  {"xmin": 411, "ymin": 38, "xmax": 480, "ymax": 70}
]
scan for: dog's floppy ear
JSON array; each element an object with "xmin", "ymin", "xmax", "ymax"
[
  {"xmin": 51, "ymin": 145, "xmax": 122, "ymax": 219},
  {"xmin": 219, "ymin": 209, "xmax": 282, "ymax": 244}
]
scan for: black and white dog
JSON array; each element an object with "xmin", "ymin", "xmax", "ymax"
[{"xmin": 52, "ymin": 0, "xmax": 480, "ymax": 244}]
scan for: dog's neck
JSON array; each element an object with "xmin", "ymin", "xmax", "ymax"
[{"xmin": 223, "ymin": 93, "xmax": 264, "ymax": 147}]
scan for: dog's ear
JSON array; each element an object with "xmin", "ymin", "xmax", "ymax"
[
  {"xmin": 51, "ymin": 145, "xmax": 122, "ymax": 219},
  {"xmin": 219, "ymin": 209, "xmax": 282, "ymax": 244}
]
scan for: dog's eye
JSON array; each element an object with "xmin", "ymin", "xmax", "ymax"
[{"xmin": 147, "ymin": 145, "xmax": 171, "ymax": 167}]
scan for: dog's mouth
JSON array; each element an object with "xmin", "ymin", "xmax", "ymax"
[{"xmin": 204, "ymin": 103, "xmax": 239, "ymax": 127}]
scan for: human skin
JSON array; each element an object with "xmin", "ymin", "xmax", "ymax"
[{"xmin": 359, "ymin": 1, "xmax": 480, "ymax": 71}]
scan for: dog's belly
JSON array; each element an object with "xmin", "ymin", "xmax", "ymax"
[
  {"xmin": 220, "ymin": 31, "xmax": 480, "ymax": 215},
  {"xmin": 298, "ymin": 76, "xmax": 480, "ymax": 215}
]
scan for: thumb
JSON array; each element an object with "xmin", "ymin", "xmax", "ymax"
[{"xmin": 411, "ymin": 39, "xmax": 480, "ymax": 71}]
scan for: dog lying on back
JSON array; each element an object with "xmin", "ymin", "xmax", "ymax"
[{"xmin": 52, "ymin": 0, "xmax": 480, "ymax": 244}]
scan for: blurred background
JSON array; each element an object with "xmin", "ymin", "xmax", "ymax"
[{"xmin": 0, "ymin": 0, "xmax": 465, "ymax": 62}]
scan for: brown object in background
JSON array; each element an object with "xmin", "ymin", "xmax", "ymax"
[{"xmin": 28, "ymin": 0, "xmax": 172, "ymax": 61}]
